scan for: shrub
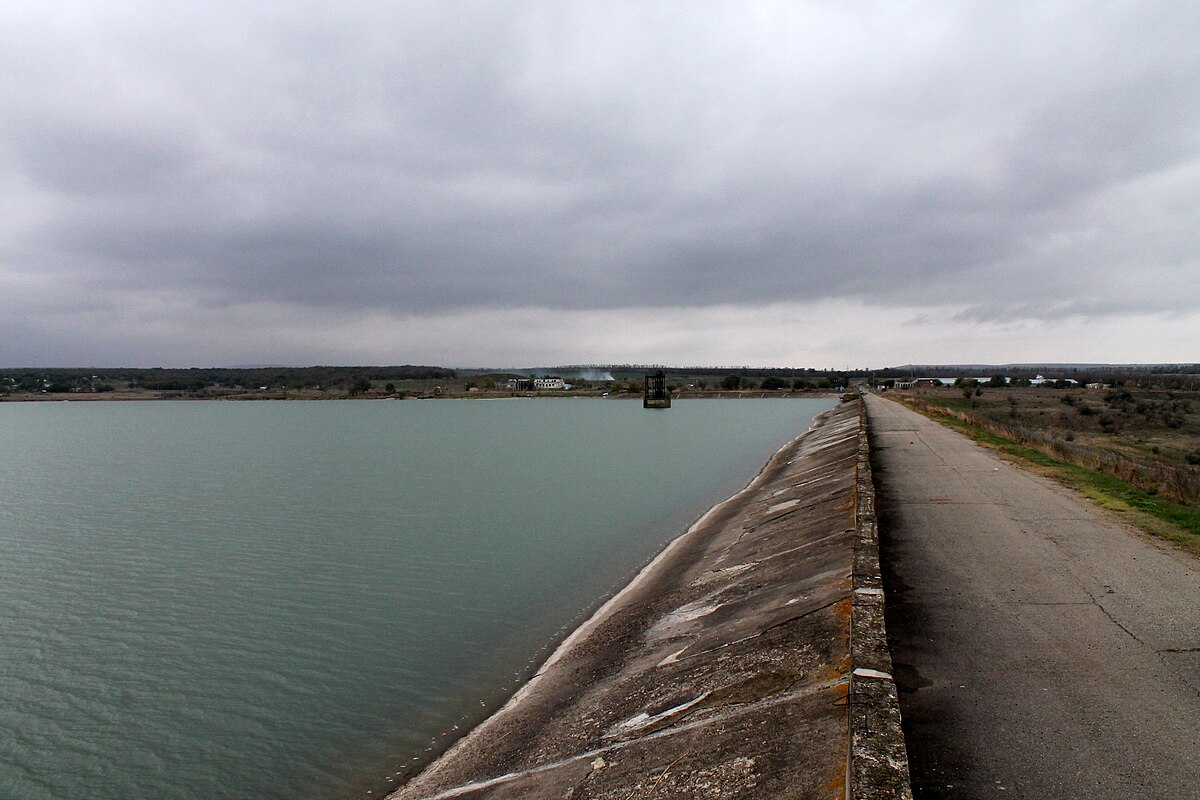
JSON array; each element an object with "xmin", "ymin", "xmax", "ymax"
[{"xmin": 1105, "ymin": 388, "xmax": 1133, "ymax": 405}]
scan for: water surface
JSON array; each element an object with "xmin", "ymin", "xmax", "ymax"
[{"xmin": 0, "ymin": 397, "xmax": 833, "ymax": 798}]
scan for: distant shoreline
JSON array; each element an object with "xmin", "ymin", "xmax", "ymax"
[{"xmin": 1, "ymin": 389, "xmax": 840, "ymax": 403}]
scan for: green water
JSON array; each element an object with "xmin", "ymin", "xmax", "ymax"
[{"xmin": 0, "ymin": 397, "xmax": 833, "ymax": 798}]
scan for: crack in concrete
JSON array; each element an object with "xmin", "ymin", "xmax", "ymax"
[
  {"xmin": 1010, "ymin": 601, "xmax": 1093, "ymax": 606},
  {"xmin": 1030, "ymin": 509, "xmax": 1200, "ymax": 702},
  {"xmin": 1079, "ymin": 584, "xmax": 1147, "ymax": 647}
]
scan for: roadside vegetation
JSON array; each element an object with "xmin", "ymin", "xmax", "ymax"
[{"xmin": 893, "ymin": 386, "xmax": 1200, "ymax": 556}]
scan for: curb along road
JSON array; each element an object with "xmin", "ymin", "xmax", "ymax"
[{"xmin": 851, "ymin": 400, "xmax": 913, "ymax": 800}]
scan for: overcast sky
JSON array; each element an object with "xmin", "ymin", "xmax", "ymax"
[{"xmin": 2, "ymin": 1, "xmax": 1197, "ymax": 368}]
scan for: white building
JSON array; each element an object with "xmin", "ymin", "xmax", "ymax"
[{"xmin": 1029, "ymin": 375, "xmax": 1078, "ymax": 386}]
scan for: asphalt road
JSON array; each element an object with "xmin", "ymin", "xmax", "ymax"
[{"xmin": 865, "ymin": 394, "xmax": 1199, "ymax": 799}]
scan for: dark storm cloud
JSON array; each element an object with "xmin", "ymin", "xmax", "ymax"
[{"xmin": 2, "ymin": 0, "xmax": 1198, "ymax": 328}]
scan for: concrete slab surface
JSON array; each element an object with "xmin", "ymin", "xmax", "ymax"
[{"xmin": 867, "ymin": 394, "xmax": 1200, "ymax": 799}]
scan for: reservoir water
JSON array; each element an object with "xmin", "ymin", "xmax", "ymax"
[{"xmin": 0, "ymin": 397, "xmax": 834, "ymax": 799}]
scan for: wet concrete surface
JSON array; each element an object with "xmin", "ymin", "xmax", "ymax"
[
  {"xmin": 867, "ymin": 394, "xmax": 1200, "ymax": 799},
  {"xmin": 389, "ymin": 399, "xmax": 901, "ymax": 800}
]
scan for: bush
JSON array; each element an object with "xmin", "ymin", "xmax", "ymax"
[{"xmin": 1105, "ymin": 388, "xmax": 1133, "ymax": 405}]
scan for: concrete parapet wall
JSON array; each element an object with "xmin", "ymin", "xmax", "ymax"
[{"xmin": 849, "ymin": 401, "xmax": 912, "ymax": 799}]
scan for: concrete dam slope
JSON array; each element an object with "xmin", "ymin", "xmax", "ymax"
[
  {"xmin": 867, "ymin": 394, "xmax": 1200, "ymax": 799},
  {"xmin": 389, "ymin": 399, "xmax": 910, "ymax": 800}
]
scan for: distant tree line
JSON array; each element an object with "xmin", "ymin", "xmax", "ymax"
[
  {"xmin": 714, "ymin": 374, "xmax": 846, "ymax": 391},
  {"xmin": 0, "ymin": 365, "xmax": 456, "ymax": 394}
]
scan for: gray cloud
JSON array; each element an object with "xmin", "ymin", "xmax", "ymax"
[{"xmin": 1, "ymin": 1, "xmax": 1198, "ymax": 365}]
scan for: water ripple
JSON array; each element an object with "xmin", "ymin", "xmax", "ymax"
[{"xmin": 0, "ymin": 398, "xmax": 832, "ymax": 799}]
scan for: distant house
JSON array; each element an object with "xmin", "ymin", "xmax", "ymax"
[
  {"xmin": 505, "ymin": 377, "xmax": 566, "ymax": 391},
  {"xmin": 1029, "ymin": 375, "xmax": 1078, "ymax": 386},
  {"xmin": 914, "ymin": 378, "xmax": 942, "ymax": 388}
]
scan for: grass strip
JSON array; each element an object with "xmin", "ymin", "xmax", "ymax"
[{"xmin": 899, "ymin": 399, "xmax": 1200, "ymax": 557}]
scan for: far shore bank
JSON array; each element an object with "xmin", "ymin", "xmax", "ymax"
[{"xmin": 1, "ymin": 389, "xmax": 840, "ymax": 403}]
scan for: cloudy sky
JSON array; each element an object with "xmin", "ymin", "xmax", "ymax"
[{"xmin": 1, "ymin": 1, "xmax": 1197, "ymax": 368}]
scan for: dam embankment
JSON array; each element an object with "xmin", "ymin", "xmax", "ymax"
[{"xmin": 388, "ymin": 398, "xmax": 910, "ymax": 800}]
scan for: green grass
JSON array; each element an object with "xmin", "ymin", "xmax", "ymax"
[{"xmin": 908, "ymin": 402, "xmax": 1200, "ymax": 556}]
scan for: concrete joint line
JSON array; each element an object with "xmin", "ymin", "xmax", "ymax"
[
  {"xmin": 409, "ymin": 678, "xmax": 850, "ymax": 800},
  {"xmin": 848, "ymin": 401, "xmax": 913, "ymax": 800},
  {"xmin": 675, "ymin": 596, "xmax": 850, "ymax": 662}
]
